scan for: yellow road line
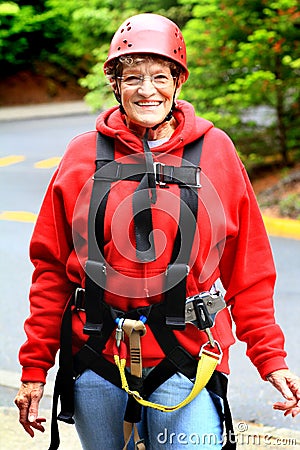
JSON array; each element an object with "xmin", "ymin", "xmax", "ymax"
[
  {"xmin": 1, "ymin": 210, "xmax": 299, "ymax": 240},
  {"xmin": 0, "ymin": 211, "xmax": 37, "ymax": 223},
  {"xmin": 34, "ymin": 157, "xmax": 61, "ymax": 169},
  {"xmin": 0, "ymin": 155, "xmax": 25, "ymax": 167},
  {"xmin": 263, "ymin": 215, "xmax": 300, "ymax": 240}
]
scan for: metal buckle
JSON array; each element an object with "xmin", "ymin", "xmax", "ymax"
[
  {"xmin": 199, "ymin": 340, "xmax": 223, "ymax": 364},
  {"xmin": 195, "ymin": 167, "xmax": 201, "ymax": 188},
  {"xmin": 74, "ymin": 287, "xmax": 85, "ymax": 311},
  {"xmin": 135, "ymin": 438, "xmax": 145, "ymax": 449},
  {"xmin": 176, "ymin": 166, "xmax": 202, "ymax": 189},
  {"xmin": 165, "ymin": 264, "xmax": 190, "ymax": 276},
  {"xmin": 153, "ymin": 161, "xmax": 166, "ymax": 186},
  {"xmin": 185, "ymin": 166, "xmax": 201, "ymax": 188}
]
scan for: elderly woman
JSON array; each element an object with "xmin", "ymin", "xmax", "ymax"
[{"xmin": 15, "ymin": 13, "xmax": 300, "ymax": 450}]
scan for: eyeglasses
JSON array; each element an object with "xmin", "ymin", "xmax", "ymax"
[{"xmin": 117, "ymin": 74, "xmax": 176, "ymax": 88}]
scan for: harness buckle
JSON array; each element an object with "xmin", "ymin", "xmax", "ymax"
[
  {"xmin": 135, "ymin": 438, "xmax": 145, "ymax": 449},
  {"xmin": 153, "ymin": 162, "xmax": 166, "ymax": 186},
  {"xmin": 185, "ymin": 291, "xmax": 226, "ymax": 324},
  {"xmin": 115, "ymin": 318, "xmax": 125, "ymax": 348},
  {"xmin": 194, "ymin": 167, "xmax": 201, "ymax": 188},
  {"xmin": 180, "ymin": 166, "xmax": 201, "ymax": 189},
  {"xmin": 199, "ymin": 340, "xmax": 223, "ymax": 365},
  {"xmin": 74, "ymin": 287, "xmax": 85, "ymax": 311}
]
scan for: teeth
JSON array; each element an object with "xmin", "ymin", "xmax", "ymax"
[{"xmin": 137, "ymin": 101, "xmax": 160, "ymax": 106}]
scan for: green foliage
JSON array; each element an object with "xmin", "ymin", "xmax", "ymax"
[
  {"xmin": 0, "ymin": 1, "xmax": 68, "ymax": 71},
  {"xmin": 180, "ymin": 0, "xmax": 300, "ymax": 165},
  {"xmin": 279, "ymin": 193, "xmax": 300, "ymax": 220},
  {"xmin": 43, "ymin": 0, "xmax": 127, "ymax": 75},
  {"xmin": 1, "ymin": 0, "xmax": 299, "ymax": 168}
]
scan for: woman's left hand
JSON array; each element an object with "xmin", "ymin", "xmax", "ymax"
[{"xmin": 267, "ymin": 369, "xmax": 300, "ymax": 417}]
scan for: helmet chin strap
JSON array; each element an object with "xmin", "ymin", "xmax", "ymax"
[{"xmin": 151, "ymin": 108, "xmax": 173, "ymax": 131}]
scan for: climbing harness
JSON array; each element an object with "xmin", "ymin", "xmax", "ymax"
[{"xmin": 48, "ymin": 132, "xmax": 237, "ymax": 450}]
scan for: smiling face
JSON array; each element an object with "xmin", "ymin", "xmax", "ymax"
[{"xmin": 117, "ymin": 58, "xmax": 183, "ymax": 137}]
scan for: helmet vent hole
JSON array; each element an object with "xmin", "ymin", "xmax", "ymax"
[
  {"xmin": 120, "ymin": 28, "xmax": 124, "ymax": 33},
  {"xmin": 174, "ymin": 50, "xmax": 177, "ymax": 54},
  {"xmin": 117, "ymin": 46, "xmax": 121, "ymax": 51},
  {"xmin": 128, "ymin": 43, "xmax": 133, "ymax": 47},
  {"xmin": 123, "ymin": 40, "xmax": 127, "ymax": 43},
  {"xmin": 127, "ymin": 26, "xmax": 132, "ymax": 31}
]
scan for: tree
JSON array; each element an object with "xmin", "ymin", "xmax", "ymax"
[
  {"xmin": 180, "ymin": 0, "xmax": 300, "ymax": 166},
  {"xmin": 2, "ymin": 0, "xmax": 298, "ymax": 167},
  {"xmin": 0, "ymin": 1, "xmax": 69, "ymax": 72},
  {"xmin": 0, "ymin": 0, "xmax": 190, "ymax": 105}
]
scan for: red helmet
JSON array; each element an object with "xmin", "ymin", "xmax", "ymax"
[{"xmin": 104, "ymin": 13, "xmax": 189, "ymax": 81}]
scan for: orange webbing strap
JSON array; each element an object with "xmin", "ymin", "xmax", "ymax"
[
  {"xmin": 116, "ymin": 319, "xmax": 147, "ymax": 449},
  {"xmin": 122, "ymin": 319, "xmax": 146, "ymax": 378},
  {"xmin": 123, "ymin": 422, "xmax": 145, "ymax": 450}
]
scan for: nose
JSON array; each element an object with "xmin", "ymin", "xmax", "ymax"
[{"xmin": 137, "ymin": 78, "xmax": 157, "ymax": 95}]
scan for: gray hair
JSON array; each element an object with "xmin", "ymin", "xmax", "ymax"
[{"xmin": 105, "ymin": 54, "xmax": 183, "ymax": 80}]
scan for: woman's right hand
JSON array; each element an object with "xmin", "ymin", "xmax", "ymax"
[{"xmin": 14, "ymin": 381, "xmax": 46, "ymax": 437}]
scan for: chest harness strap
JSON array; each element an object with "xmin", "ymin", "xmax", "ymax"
[{"xmin": 48, "ymin": 132, "xmax": 236, "ymax": 450}]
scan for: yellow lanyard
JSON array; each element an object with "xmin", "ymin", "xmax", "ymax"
[{"xmin": 113, "ymin": 318, "xmax": 222, "ymax": 413}]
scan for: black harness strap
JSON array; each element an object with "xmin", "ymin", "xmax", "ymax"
[
  {"xmin": 83, "ymin": 133, "xmax": 115, "ymax": 335},
  {"xmin": 164, "ymin": 139, "xmax": 202, "ymax": 329},
  {"xmin": 48, "ymin": 293, "xmax": 74, "ymax": 450},
  {"xmin": 97, "ymin": 161, "xmax": 200, "ymax": 185}
]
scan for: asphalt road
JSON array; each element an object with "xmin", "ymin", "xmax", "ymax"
[{"xmin": 0, "ymin": 113, "xmax": 299, "ymax": 432}]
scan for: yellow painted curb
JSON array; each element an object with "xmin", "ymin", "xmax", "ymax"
[
  {"xmin": 262, "ymin": 215, "xmax": 300, "ymax": 240},
  {"xmin": 0, "ymin": 211, "xmax": 37, "ymax": 223},
  {"xmin": 1, "ymin": 210, "xmax": 299, "ymax": 240}
]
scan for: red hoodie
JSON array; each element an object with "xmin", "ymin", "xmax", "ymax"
[{"xmin": 19, "ymin": 100, "xmax": 288, "ymax": 384}]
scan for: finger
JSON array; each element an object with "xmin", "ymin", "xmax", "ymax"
[
  {"xmin": 273, "ymin": 398, "xmax": 300, "ymax": 419},
  {"xmin": 283, "ymin": 406, "xmax": 300, "ymax": 417},
  {"xmin": 28, "ymin": 389, "xmax": 42, "ymax": 422},
  {"xmin": 21, "ymin": 418, "xmax": 46, "ymax": 437},
  {"xmin": 22, "ymin": 423, "xmax": 35, "ymax": 438},
  {"xmin": 36, "ymin": 418, "xmax": 47, "ymax": 423},
  {"xmin": 291, "ymin": 405, "xmax": 300, "ymax": 418},
  {"xmin": 15, "ymin": 394, "xmax": 31, "ymax": 431},
  {"xmin": 31, "ymin": 419, "xmax": 46, "ymax": 433},
  {"xmin": 273, "ymin": 399, "xmax": 297, "ymax": 410}
]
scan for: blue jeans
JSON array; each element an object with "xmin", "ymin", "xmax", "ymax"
[{"xmin": 74, "ymin": 369, "xmax": 224, "ymax": 449}]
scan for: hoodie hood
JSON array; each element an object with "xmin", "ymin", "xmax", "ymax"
[{"xmin": 96, "ymin": 100, "xmax": 214, "ymax": 156}]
